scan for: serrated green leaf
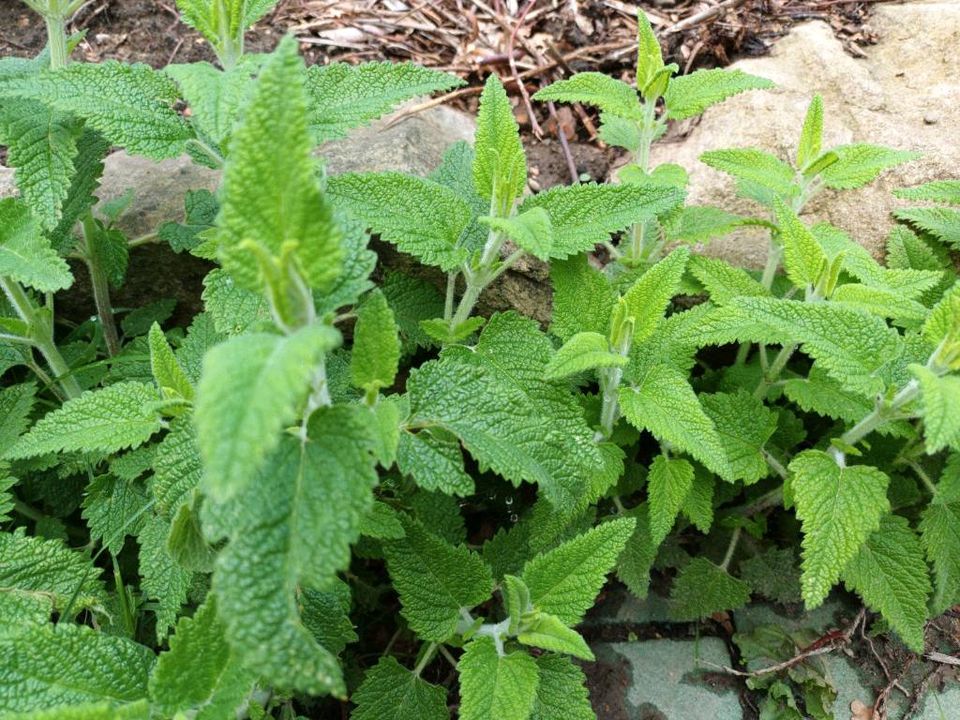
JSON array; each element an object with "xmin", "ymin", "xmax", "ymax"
[
  {"xmin": 158, "ymin": 189, "xmax": 219, "ymax": 254},
  {"xmin": 0, "ymin": 382, "xmax": 37, "ymax": 455},
  {"xmin": 688, "ymin": 255, "xmax": 769, "ymax": 304},
  {"xmin": 351, "ymin": 289, "xmax": 400, "ymax": 393},
  {"xmin": 669, "ymin": 557, "xmax": 751, "ymax": 620},
  {"xmin": 740, "ymin": 547, "xmax": 801, "ymax": 604},
  {"xmin": 315, "ymin": 211, "xmax": 377, "ymax": 317},
  {"xmin": 920, "ymin": 456, "xmax": 960, "ymax": 613},
  {"xmin": 301, "ymin": 580, "xmax": 358, "ymax": 656},
  {"xmin": 775, "ymin": 198, "xmax": 827, "ymax": 289},
  {"xmin": 384, "ymin": 516, "xmax": 492, "ymax": 641},
  {"xmin": 818, "ymin": 144, "xmax": 918, "ymax": 190},
  {"xmin": 473, "ymin": 74, "xmax": 526, "ymax": 212},
  {"xmin": 208, "ymin": 407, "xmax": 377, "ymax": 696},
  {"xmin": 665, "ymin": 204, "xmax": 751, "ymax": 244},
  {"xmin": 165, "ymin": 59, "xmax": 259, "ymax": 148},
  {"xmin": 894, "ymin": 180, "xmax": 960, "ymax": 205},
  {"xmin": 549, "ymin": 256, "xmax": 616, "ymax": 342},
  {"xmin": 327, "ymin": 172, "xmax": 471, "ymax": 272},
  {"xmin": 360, "ymin": 500, "xmax": 405, "ymax": 540},
  {"xmin": 420, "ymin": 316, "xmax": 486, "ymax": 345},
  {"xmin": 796, "ymin": 95, "xmax": 823, "ymax": 169},
  {"xmin": 307, "ymin": 61, "xmax": 461, "ymax": 142},
  {"xmin": 621, "ymin": 247, "xmax": 690, "ymax": 344},
  {"xmin": 783, "ymin": 364, "xmax": 877, "ymax": 427},
  {"xmin": 150, "ymin": 418, "xmax": 201, "ymax": 518},
  {"xmin": 664, "ymin": 68, "xmax": 773, "ymax": 120},
  {"xmin": 697, "ymin": 297, "xmax": 902, "ymax": 398},
  {"xmin": 396, "ymin": 427, "xmax": 474, "ymax": 496},
  {"xmin": 6, "ymin": 382, "xmax": 160, "ymax": 459},
  {"xmin": 481, "ymin": 207, "xmax": 553, "ymax": 260},
  {"xmin": 148, "ymin": 323, "xmax": 193, "ymax": 401},
  {"xmin": 922, "ymin": 282, "xmax": 960, "ymax": 348},
  {"xmin": 0, "ymin": 528, "xmax": 107, "ymax": 617},
  {"xmin": 46, "ymin": 127, "xmax": 109, "ymax": 254},
  {"xmin": 789, "ymin": 451, "xmax": 890, "ymax": 608},
  {"xmin": 518, "ymin": 611, "xmax": 594, "ymax": 660},
  {"xmin": 619, "ymin": 364, "xmax": 731, "ymax": 479},
  {"xmin": 148, "ymin": 596, "xmax": 255, "ymax": 720},
  {"xmin": 519, "ymin": 183, "xmax": 683, "ymax": 259},
  {"xmin": 530, "ymin": 654, "xmax": 594, "ymax": 720},
  {"xmin": 0, "ymin": 99, "xmax": 79, "ymax": 231},
  {"xmin": 81, "ymin": 475, "xmax": 149, "ymax": 554},
  {"xmin": 459, "ymin": 637, "xmax": 539, "ymax": 720},
  {"xmin": 598, "ymin": 111, "xmax": 641, "ymax": 152},
  {"xmin": 699, "ymin": 148, "xmax": 798, "ymax": 206},
  {"xmin": 0, "ymin": 624, "xmax": 154, "ymax": 714},
  {"xmin": 201, "ymin": 268, "xmax": 269, "ymax": 335},
  {"xmin": 521, "ymin": 517, "xmax": 635, "ymax": 626},
  {"xmin": 702, "ymin": 391, "xmax": 778, "ymax": 484},
  {"xmin": 138, "ymin": 515, "xmax": 191, "ymax": 641},
  {"xmin": 544, "ymin": 332, "xmax": 625, "ymax": 381},
  {"xmin": 6, "ymin": 61, "xmax": 192, "ymax": 159},
  {"xmin": 216, "ymin": 38, "xmax": 342, "ymax": 294},
  {"xmin": 647, "ymin": 455, "xmax": 694, "ymax": 545},
  {"xmin": 380, "ymin": 271, "xmax": 445, "ymax": 352},
  {"xmin": 842, "ymin": 514, "xmax": 930, "ymax": 652},
  {"xmin": 195, "ymin": 324, "xmax": 340, "ymax": 500},
  {"xmin": 682, "ymin": 467, "xmax": 715, "ymax": 534},
  {"xmin": 896, "ymin": 207, "xmax": 960, "ymax": 250},
  {"xmin": 910, "ymin": 365, "xmax": 960, "ymax": 453},
  {"xmin": 0, "ymin": 198, "xmax": 73, "ymax": 292},
  {"xmin": 534, "ymin": 73, "xmax": 641, "ymax": 120},
  {"xmin": 352, "ymin": 656, "xmax": 449, "ymax": 720},
  {"xmin": 636, "ymin": 11, "xmax": 665, "ymax": 90}
]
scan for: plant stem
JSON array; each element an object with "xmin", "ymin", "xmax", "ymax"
[
  {"xmin": 0, "ymin": 277, "xmax": 82, "ymax": 398},
  {"xmin": 44, "ymin": 13, "xmax": 69, "ymax": 69},
  {"xmin": 830, "ymin": 379, "xmax": 921, "ymax": 466},
  {"xmin": 625, "ymin": 100, "xmax": 659, "ymax": 263},
  {"xmin": 908, "ymin": 461, "xmax": 938, "ymax": 496},
  {"xmin": 413, "ymin": 642, "xmax": 438, "ymax": 677},
  {"xmin": 720, "ymin": 526, "xmax": 742, "ymax": 572},
  {"xmin": 81, "ymin": 214, "xmax": 121, "ymax": 357},
  {"xmin": 753, "ymin": 343, "xmax": 797, "ymax": 399},
  {"xmin": 444, "ymin": 273, "xmax": 456, "ymax": 322}
]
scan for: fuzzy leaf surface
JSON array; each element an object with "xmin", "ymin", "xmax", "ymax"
[
  {"xmin": 818, "ymin": 144, "xmax": 918, "ymax": 189},
  {"xmin": 621, "ymin": 247, "xmax": 690, "ymax": 343},
  {"xmin": 352, "ymin": 656, "xmax": 449, "ymax": 720},
  {"xmin": 648, "ymin": 455, "xmax": 694, "ymax": 545},
  {"xmin": 473, "ymin": 74, "xmax": 526, "ymax": 211},
  {"xmin": 544, "ymin": 331, "xmax": 625, "ymax": 380},
  {"xmin": 396, "ymin": 428, "xmax": 474, "ymax": 496},
  {"xmin": 699, "ymin": 148, "xmax": 798, "ymax": 205},
  {"xmin": 549, "ymin": 256, "xmax": 616, "ymax": 342},
  {"xmin": 530, "ymin": 654, "xmax": 594, "ymax": 720},
  {"xmin": 459, "ymin": 637, "xmax": 539, "ymax": 720},
  {"xmin": 669, "ymin": 558, "xmax": 751, "ymax": 620},
  {"xmin": 534, "ymin": 73, "xmax": 641, "ymax": 119},
  {"xmin": 384, "ymin": 516, "xmax": 493, "ymax": 641},
  {"xmin": 351, "ymin": 289, "xmax": 400, "ymax": 392},
  {"xmin": 911, "ymin": 365, "xmax": 960, "ymax": 453},
  {"xmin": 521, "ymin": 517, "xmax": 635, "ymax": 626},
  {"xmin": 701, "ymin": 391, "xmax": 778, "ymax": 483},
  {"xmin": 920, "ymin": 457, "xmax": 960, "ymax": 612},
  {"xmin": 789, "ymin": 451, "xmax": 890, "ymax": 608},
  {"xmin": 0, "ymin": 198, "xmax": 73, "ymax": 292},
  {"xmin": 664, "ymin": 69, "xmax": 772, "ymax": 120}
]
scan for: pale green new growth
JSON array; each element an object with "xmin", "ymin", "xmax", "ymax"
[
  {"xmin": 621, "ymin": 247, "xmax": 690, "ymax": 344},
  {"xmin": 148, "ymin": 323, "xmax": 194, "ymax": 401},
  {"xmin": 351, "ymin": 289, "xmax": 400, "ymax": 394},
  {"xmin": 790, "ymin": 451, "xmax": 890, "ymax": 608},
  {"xmin": 532, "ymin": 73, "xmax": 642, "ymax": 120},
  {"xmin": 195, "ymin": 325, "xmax": 340, "ymax": 499},
  {"xmin": 459, "ymin": 636, "xmax": 539, "ymax": 720},
  {"xmin": 664, "ymin": 69, "xmax": 773, "ymax": 120},
  {"xmin": 795, "ymin": 95, "xmax": 823, "ymax": 169},
  {"xmin": 775, "ymin": 199, "xmax": 827, "ymax": 290},
  {"xmin": 6, "ymin": 382, "xmax": 161, "ymax": 458},
  {"xmin": 473, "ymin": 75, "xmax": 527, "ymax": 213},
  {"xmin": 544, "ymin": 332, "xmax": 626, "ymax": 381},
  {"xmin": 480, "ymin": 207, "xmax": 554, "ymax": 261},
  {"xmin": 521, "ymin": 517, "xmax": 635, "ymax": 626},
  {"xmin": 384, "ymin": 516, "xmax": 493, "ymax": 641}
]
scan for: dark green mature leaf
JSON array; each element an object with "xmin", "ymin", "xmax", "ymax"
[
  {"xmin": 522, "ymin": 517, "xmax": 635, "ymax": 626},
  {"xmin": 138, "ymin": 515, "xmax": 191, "ymax": 641},
  {"xmin": 921, "ymin": 456, "xmax": 960, "ymax": 613},
  {"xmin": 352, "ymin": 656, "xmax": 449, "ymax": 720},
  {"xmin": 5, "ymin": 61, "xmax": 193, "ymax": 159},
  {"xmin": 0, "ymin": 624, "xmax": 154, "ymax": 714},
  {"xmin": 531, "ymin": 654, "xmax": 594, "ymax": 720},
  {"xmin": 149, "ymin": 596, "xmax": 255, "ymax": 720},
  {"xmin": 351, "ymin": 289, "xmax": 400, "ymax": 393},
  {"xmin": 789, "ymin": 451, "xmax": 890, "ymax": 608},
  {"xmin": 459, "ymin": 637, "xmax": 539, "ymax": 720},
  {"xmin": 549, "ymin": 256, "xmax": 616, "ymax": 342},
  {"xmin": 519, "ymin": 183, "xmax": 684, "ymax": 259},
  {"xmin": 384, "ymin": 516, "xmax": 493, "ymax": 641},
  {"xmin": 0, "ymin": 198, "xmax": 73, "ymax": 292},
  {"xmin": 397, "ymin": 428, "xmax": 474, "ymax": 496},
  {"xmin": 327, "ymin": 172, "xmax": 472, "ymax": 272},
  {"xmin": 702, "ymin": 391, "xmax": 777, "ymax": 484},
  {"xmin": 207, "ymin": 406, "xmax": 377, "ymax": 697},
  {"xmin": 308, "ymin": 62, "xmax": 461, "ymax": 142},
  {"xmin": 669, "ymin": 558, "xmax": 750, "ymax": 620},
  {"xmin": 647, "ymin": 455, "xmax": 694, "ymax": 545}
]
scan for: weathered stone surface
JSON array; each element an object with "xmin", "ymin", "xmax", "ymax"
[
  {"xmin": 648, "ymin": 2, "xmax": 960, "ymax": 267},
  {"xmin": 590, "ymin": 638, "xmax": 743, "ymax": 720}
]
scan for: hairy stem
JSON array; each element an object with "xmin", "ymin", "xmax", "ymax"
[
  {"xmin": 830, "ymin": 379, "xmax": 921, "ymax": 466},
  {"xmin": 0, "ymin": 277, "xmax": 82, "ymax": 398},
  {"xmin": 81, "ymin": 214, "xmax": 121, "ymax": 357},
  {"xmin": 444, "ymin": 273, "xmax": 456, "ymax": 322},
  {"xmin": 753, "ymin": 343, "xmax": 797, "ymax": 399},
  {"xmin": 720, "ymin": 526, "xmax": 742, "ymax": 572},
  {"xmin": 43, "ymin": 13, "xmax": 69, "ymax": 69}
]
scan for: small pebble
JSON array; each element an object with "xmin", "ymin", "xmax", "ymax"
[{"xmin": 924, "ymin": 112, "xmax": 940, "ymax": 125}]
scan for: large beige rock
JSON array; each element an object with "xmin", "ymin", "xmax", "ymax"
[{"xmin": 648, "ymin": 2, "xmax": 960, "ymax": 267}]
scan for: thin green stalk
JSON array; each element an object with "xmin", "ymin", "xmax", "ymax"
[
  {"xmin": 830, "ymin": 379, "xmax": 921, "ymax": 466},
  {"xmin": 413, "ymin": 642, "xmax": 438, "ymax": 677},
  {"xmin": 0, "ymin": 277, "xmax": 82, "ymax": 398},
  {"xmin": 720, "ymin": 526, "xmax": 742, "ymax": 572},
  {"xmin": 444, "ymin": 273, "xmax": 456, "ymax": 322},
  {"xmin": 753, "ymin": 343, "xmax": 797, "ymax": 399},
  {"xmin": 81, "ymin": 215, "xmax": 121, "ymax": 357},
  {"xmin": 908, "ymin": 461, "xmax": 938, "ymax": 496}
]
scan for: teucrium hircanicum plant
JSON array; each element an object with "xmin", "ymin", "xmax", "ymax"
[{"xmin": 1, "ymin": 4, "xmax": 958, "ymax": 719}]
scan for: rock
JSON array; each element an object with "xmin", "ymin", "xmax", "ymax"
[
  {"xmin": 647, "ymin": 2, "xmax": 960, "ymax": 267},
  {"xmin": 0, "ymin": 166, "xmax": 15, "ymax": 199},
  {"xmin": 589, "ymin": 638, "xmax": 743, "ymax": 719}
]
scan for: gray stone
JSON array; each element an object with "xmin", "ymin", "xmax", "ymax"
[
  {"xmin": 0, "ymin": 165, "xmax": 14, "ymax": 199},
  {"xmin": 911, "ymin": 684, "xmax": 960, "ymax": 720},
  {"xmin": 647, "ymin": 2, "xmax": 960, "ymax": 268},
  {"xmin": 732, "ymin": 596, "xmax": 848, "ymax": 635},
  {"xmin": 594, "ymin": 638, "xmax": 743, "ymax": 720}
]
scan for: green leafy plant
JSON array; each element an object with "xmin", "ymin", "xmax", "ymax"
[{"xmin": 1, "ymin": 5, "xmax": 958, "ymax": 720}]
